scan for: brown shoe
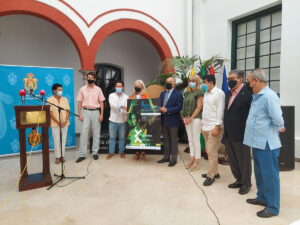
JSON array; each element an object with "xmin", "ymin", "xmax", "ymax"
[
  {"xmin": 190, "ymin": 163, "xmax": 199, "ymax": 171},
  {"xmin": 120, "ymin": 153, "xmax": 125, "ymax": 158},
  {"xmin": 140, "ymin": 152, "xmax": 146, "ymax": 161},
  {"xmin": 55, "ymin": 158, "xmax": 60, "ymax": 164},
  {"xmin": 60, "ymin": 157, "xmax": 65, "ymax": 163},
  {"xmin": 106, "ymin": 154, "xmax": 113, "ymax": 160},
  {"xmin": 133, "ymin": 152, "xmax": 140, "ymax": 160}
]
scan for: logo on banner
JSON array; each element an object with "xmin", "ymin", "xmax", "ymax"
[
  {"xmin": 28, "ymin": 128, "xmax": 42, "ymax": 146},
  {"xmin": 63, "ymin": 74, "xmax": 71, "ymax": 86},
  {"xmin": 45, "ymin": 73, "xmax": 54, "ymax": 86},
  {"xmin": 8, "ymin": 72, "xmax": 18, "ymax": 86},
  {"xmin": 23, "ymin": 73, "xmax": 38, "ymax": 94}
]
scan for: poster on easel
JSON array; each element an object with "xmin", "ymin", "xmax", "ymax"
[
  {"xmin": 0, "ymin": 64, "xmax": 76, "ymax": 156},
  {"xmin": 126, "ymin": 98, "xmax": 161, "ymax": 150}
]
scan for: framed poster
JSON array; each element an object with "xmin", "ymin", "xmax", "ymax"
[{"xmin": 126, "ymin": 98, "xmax": 161, "ymax": 150}]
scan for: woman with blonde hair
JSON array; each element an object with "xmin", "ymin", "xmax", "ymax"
[
  {"xmin": 130, "ymin": 79, "xmax": 149, "ymax": 160},
  {"xmin": 182, "ymin": 75, "xmax": 204, "ymax": 171}
]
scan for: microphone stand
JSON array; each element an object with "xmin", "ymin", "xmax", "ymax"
[{"xmin": 31, "ymin": 94, "xmax": 85, "ymax": 190}]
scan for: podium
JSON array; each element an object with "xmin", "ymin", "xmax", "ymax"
[{"xmin": 14, "ymin": 105, "xmax": 53, "ymax": 191}]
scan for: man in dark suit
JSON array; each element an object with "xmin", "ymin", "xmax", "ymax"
[
  {"xmin": 157, "ymin": 76, "xmax": 183, "ymax": 167},
  {"xmin": 224, "ymin": 69, "xmax": 252, "ymax": 195}
]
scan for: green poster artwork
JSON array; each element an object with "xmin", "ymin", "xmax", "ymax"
[{"xmin": 126, "ymin": 98, "xmax": 161, "ymax": 150}]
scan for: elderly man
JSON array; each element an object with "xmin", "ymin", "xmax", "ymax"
[
  {"xmin": 157, "ymin": 76, "xmax": 183, "ymax": 167},
  {"xmin": 224, "ymin": 69, "xmax": 252, "ymax": 195},
  {"xmin": 244, "ymin": 68, "xmax": 285, "ymax": 218}
]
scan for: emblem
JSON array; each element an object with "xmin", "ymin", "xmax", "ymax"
[{"xmin": 28, "ymin": 128, "xmax": 42, "ymax": 146}]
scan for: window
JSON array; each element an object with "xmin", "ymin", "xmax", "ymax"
[{"xmin": 231, "ymin": 5, "xmax": 282, "ymax": 94}]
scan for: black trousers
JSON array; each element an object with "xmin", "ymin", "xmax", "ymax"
[
  {"xmin": 225, "ymin": 139, "xmax": 252, "ymax": 186},
  {"xmin": 162, "ymin": 125, "xmax": 178, "ymax": 162}
]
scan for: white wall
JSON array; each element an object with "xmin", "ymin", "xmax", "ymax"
[
  {"xmin": 95, "ymin": 31, "xmax": 161, "ymax": 95},
  {"xmin": 280, "ymin": 0, "xmax": 300, "ymax": 157},
  {"xmin": 193, "ymin": 0, "xmax": 300, "ymax": 157},
  {"xmin": 0, "ymin": 15, "xmax": 83, "ymax": 132}
]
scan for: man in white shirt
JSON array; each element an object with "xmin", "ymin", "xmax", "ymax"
[
  {"xmin": 201, "ymin": 75, "xmax": 225, "ymax": 186},
  {"xmin": 107, "ymin": 80, "xmax": 129, "ymax": 159}
]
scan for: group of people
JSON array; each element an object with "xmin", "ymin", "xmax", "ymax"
[{"xmin": 47, "ymin": 68, "xmax": 284, "ymax": 218}]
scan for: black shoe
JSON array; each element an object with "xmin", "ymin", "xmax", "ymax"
[
  {"xmin": 157, "ymin": 158, "xmax": 170, "ymax": 163},
  {"xmin": 202, "ymin": 152, "xmax": 208, "ymax": 160},
  {"xmin": 257, "ymin": 208, "xmax": 277, "ymax": 218},
  {"xmin": 228, "ymin": 181, "xmax": 242, "ymax": 188},
  {"xmin": 168, "ymin": 161, "xmax": 177, "ymax": 167},
  {"xmin": 239, "ymin": 185, "xmax": 251, "ymax": 195},
  {"xmin": 246, "ymin": 198, "xmax": 266, "ymax": 206},
  {"xmin": 76, "ymin": 157, "xmax": 85, "ymax": 163},
  {"xmin": 202, "ymin": 173, "xmax": 220, "ymax": 179},
  {"xmin": 203, "ymin": 177, "xmax": 215, "ymax": 186},
  {"xmin": 184, "ymin": 147, "xmax": 190, "ymax": 153},
  {"xmin": 93, "ymin": 154, "xmax": 99, "ymax": 160}
]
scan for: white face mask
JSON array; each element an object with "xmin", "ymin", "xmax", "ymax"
[{"xmin": 57, "ymin": 91, "xmax": 63, "ymax": 96}]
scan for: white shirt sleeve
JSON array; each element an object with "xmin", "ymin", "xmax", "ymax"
[{"xmin": 216, "ymin": 90, "xmax": 225, "ymax": 126}]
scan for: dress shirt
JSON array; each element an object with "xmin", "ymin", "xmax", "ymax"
[
  {"xmin": 109, "ymin": 92, "xmax": 129, "ymax": 123},
  {"xmin": 228, "ymin": 84, "xmax": 244, "ymax": 109},
  {"xmin": 47, "ymin": 96, "xmax": 70, "ymax": 127},
  {"xmin": 163, "ymin": 88, "xmax": 174, "ymax": 107},
  {"xmin": 202, "ymin": 86, "xmax": 225, "ymax": 131},
  {"xmin": 76, "ymin": 85, "xmax": 105, "ymax": 109},
  {"xmin": 243, "ymin": 86, "xmax": 284, "ymax": 150}
]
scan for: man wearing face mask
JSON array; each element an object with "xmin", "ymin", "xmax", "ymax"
[
  {"xmin": 157, "ymin": 76, "xmax": 183, "ymax": 167},
  {"xmin": 244, "ymin": 69, "xmax": 285, "ymax": 218},
  {"xmin": 47, "ymin": 83, "xmax": 70, "ymax": 164},
  {"xmin": 201, "ymin": 75, "xmax": 225, "ymax": 186},
  {"xmin": 224, "ymin": 70, "xmax": 252, "ymax": 195},
  {"xmin": 107, "ymin": 80, "xmax": 128, "ymax": 159},
  {"xmin": 76, "ymin": 72, "xmax": 105, "ymax": 163}
]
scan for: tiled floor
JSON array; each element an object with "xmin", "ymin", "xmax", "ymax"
[{"xmin": 0, "ymin": 144, "xmax": 299, "ymax": 225}]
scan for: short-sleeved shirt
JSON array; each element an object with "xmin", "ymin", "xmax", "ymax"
[
  {"xmin": 182, "ymin": 89, "xmax": 204, "ymax": 119},
  {"xmin": 76, "ymin": 85, "xmax": 105, "ymax": 109},
  {"xmin": 47, "ymin": 96, "xmax": 70, "ymax": 127}
]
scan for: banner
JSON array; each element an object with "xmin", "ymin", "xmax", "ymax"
[
  {"xmin": 0, "ymin": 65, "xmax": 76, "ymax": 156},
  {"xmin": 126, "ymin": 98, "xmax": 161, "ymax": 150}
]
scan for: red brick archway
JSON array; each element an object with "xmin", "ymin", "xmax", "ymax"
[
  {"xmin": 0, "ymin": 0, "xmax": 175, "ymax": 71},
  {"xmin": 88, "ymin": 19, "xmax": 173, "ymax": 68},
  {"xmin": 0, "ymin": 0, "xmax": 89, "ymax": 69}
]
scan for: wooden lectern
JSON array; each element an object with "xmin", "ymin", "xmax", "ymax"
[{"xmin": 14, "ymin": 105, "xmax": 53, "ymax": 191}]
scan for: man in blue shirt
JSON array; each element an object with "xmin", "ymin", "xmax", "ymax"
[{"xmin": 243, "ymin": 68, "xmax": 285, "ymax": 218}]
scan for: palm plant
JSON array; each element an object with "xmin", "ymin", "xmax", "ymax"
[{"xmin": 148, "ymin": 55, "xmax": 225, "ymax": 91}]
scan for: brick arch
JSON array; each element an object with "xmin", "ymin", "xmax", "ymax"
[
  {"xmin": 0, "ymin": 0, "xmax": 90, "ymax": 69},
  {"xmin": 89, "ymin": 19, "xmax": 173, "ymax": 67}
]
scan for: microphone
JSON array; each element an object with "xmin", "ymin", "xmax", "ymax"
[
  {"xmin": 19, "ymin": 89, "xmax": 26, "ymax": 104},
  {"xmin": 39, "ymin": 90, "xmax": 46, "ymax": 101}
]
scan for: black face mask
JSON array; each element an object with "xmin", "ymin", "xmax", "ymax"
[
  {"xmin": 246, "ymin": 82, "xmax": 253, "ymax": 92},
  {"xmin": 87, "ymin": 79, "xmax": 94, "ymax": 84},
  {"xmin": 166, "ymin": 83, "xmax": 172, "ymax": 90},
  {"xmin": 228, "ymin": 80, "xmax": 237, "ymax": 89},
  {"xmin": 135, "ymin": 87, "xmax": 141, "ymax": 92}
]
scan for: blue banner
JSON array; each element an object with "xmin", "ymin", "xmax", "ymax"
[{"xmin": 0, "ymin": 65, "xmax": 76, "ymax": 156}]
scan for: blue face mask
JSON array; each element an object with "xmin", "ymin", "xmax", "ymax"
[
  {"xmin": 116, "ymin": 88, "xmax": 123, "ymax": 93},
  {"xmin": 201, "ymin": 84, "xmax": 208, "ymax": 92},
  {"xmin": 189, "ymin": 82, "xmax": 196, "ymax": 89},
  {"xmin": 57, "ymin": 91, "xmax": 63, "ymax": 96}
]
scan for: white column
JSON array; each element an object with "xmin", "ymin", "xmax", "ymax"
[{"xmin": 186, "ymin": 0, "xmax": 193, "ymax": 56}]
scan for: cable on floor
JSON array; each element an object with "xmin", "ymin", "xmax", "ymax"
[
  {"xmin": 179, "ymin": 151, "xmax": 221, "ymax": 225},
  {"xmin": 55, "ymin": 153, "xmax": 93, "ymax": 188}
]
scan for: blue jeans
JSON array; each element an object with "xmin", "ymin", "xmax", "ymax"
[
  {"xmin": 252, "ymin": 143, "xmax": 280, "ymax": 215},
  {"xmin": 109, "ymin": 121, "xmax": 126, "ymax": 154}
]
